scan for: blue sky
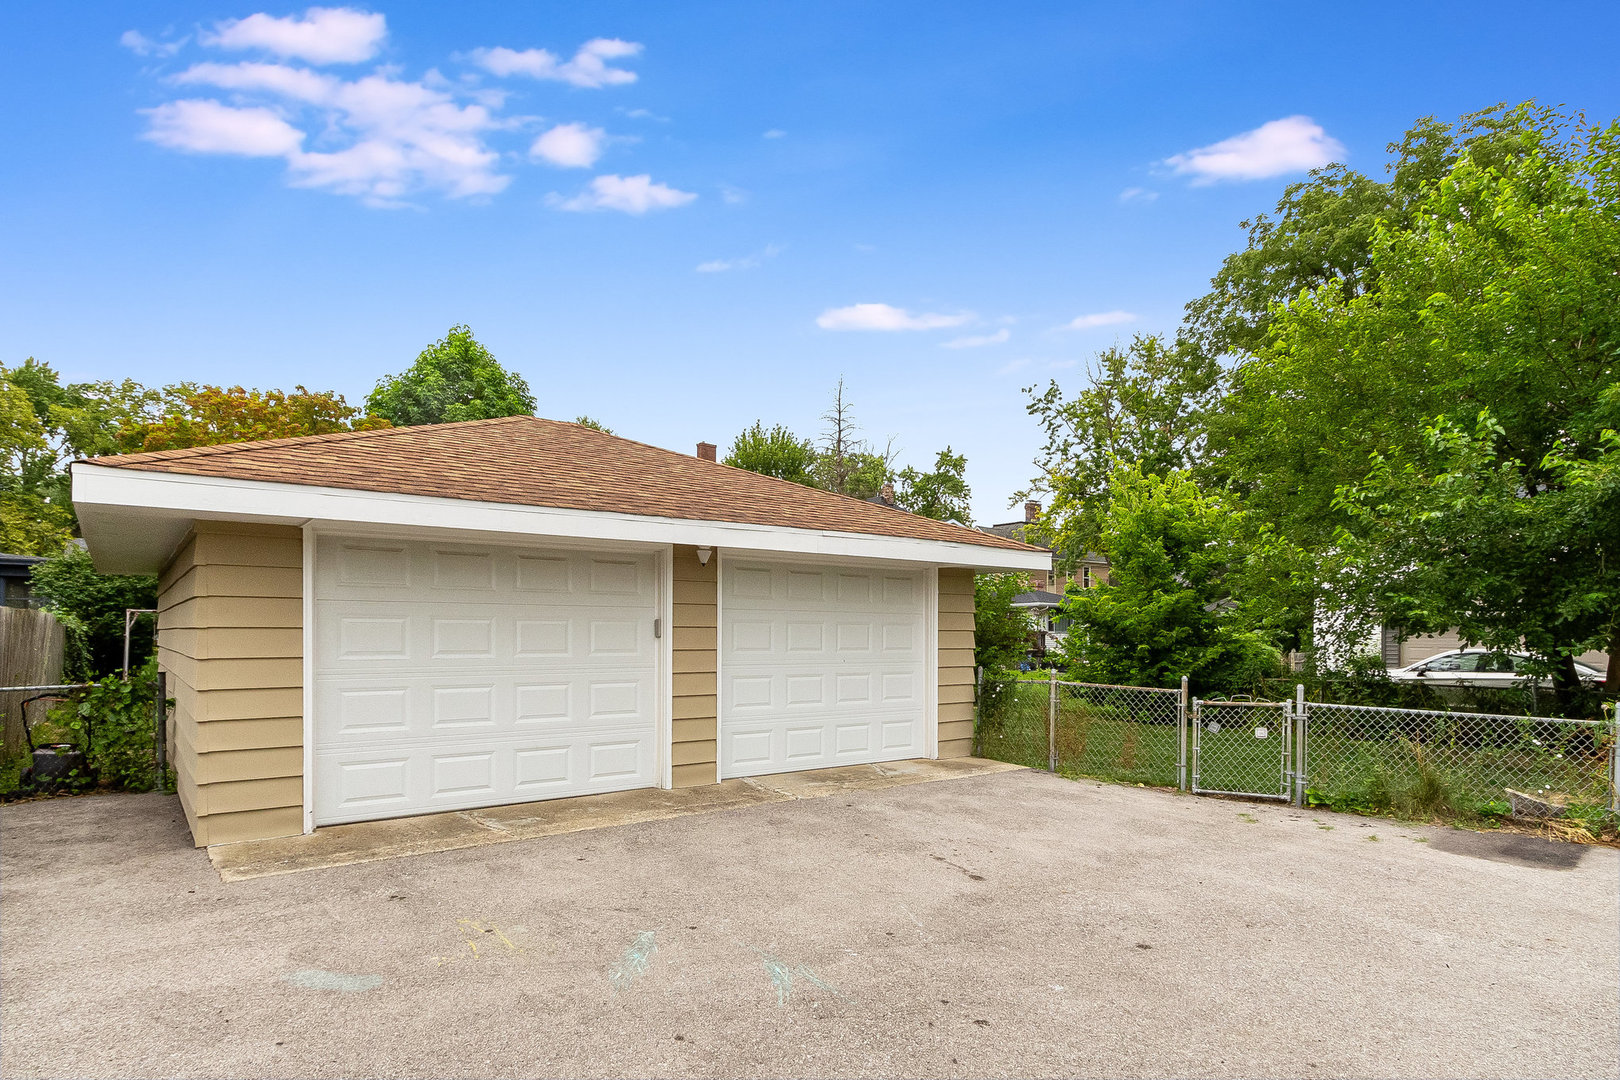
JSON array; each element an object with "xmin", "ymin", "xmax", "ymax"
[{"xmin": 6, "ymin": 2, "xmax": 1619, "ymax": 523}]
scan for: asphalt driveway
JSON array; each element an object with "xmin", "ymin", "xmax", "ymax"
[{"xmin": 2, "ymin": 770, "xmax": 1617, "ymax": 1079}]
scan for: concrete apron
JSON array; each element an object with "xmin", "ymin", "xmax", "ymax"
[{"xmin": 209, "ymin": 756, "xmax": 1024, "ymax": 882}]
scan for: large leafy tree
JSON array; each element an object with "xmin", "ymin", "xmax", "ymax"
[
  {"xmin": 367, "ymin": 325, "xmax": 535, "ymax": 426},
  {"xmin": 1023, "ymin": 334, "xmax": 1221, "ymax": 557},
  {"xmin": 1058, "ymin": 464, "xmax": 1280, "ymax": 693},
  {"xmin": 128, "ymin": 384, "xmax": 388, "ymax": 451},
  {"xmin": 1237, "ymin": 110, "xmax": 1619, "ymax": 679},
  {"xmin": 29, "ymin": 542, "xmax": 158, "ymax": 676},
  {"xmin": 1, "ymin": 359, "xmax": 163, "ymax": 554}
]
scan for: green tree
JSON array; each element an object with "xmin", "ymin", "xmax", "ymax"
[
  {"xmin": 1185, "ymin": 101, "xmax": 1564, "ymax": 364},
  {"xmin": 974, "ymin": 573, "xmax": 1033, "ymax": 673},
  {"xmin": 574, "ymin": 416, "xmax": 614, "ymax": 434},
  {"xmin": 895, "ymin": 447, "xmax": 972, "ymax": 524},
  {"xmin": 29, "ymin": 543, "xmax": 158, "ymax": 676},
  {"xmin": 1331, "ymin": 417, "xmax": 1619, "ymax": 710},
  {"xmin": 1058, "ymin": 464, "xmax": 1280, "ymax": 693},
  {"xmin": 127, "ymin": 384, "xmax": 388, "ymax": 451},
  {"xmin": 723, "ymin": 422, "xmax": 818, "ymax": 485},
  {"xmin": 1, "ymin": 374, "xmax": 74, "ymax": 554},
  {"xmin": 1023, "ymin": 334, "xmax": 1221, "ymax": 557},
  {"xmin": 366, "ymin": 325, "xmax": 535, "ymax": 426},
  {"xmin": 1232, "ymin": 109, "xmax": 1619, "ymax": 680},
  {"xmin": 1, "ymin": 359, "xmax": 161, "ymax": 553},
  {"xmin": 973, "ymin": 572, "xmax": 1034, "ymax": 729}
]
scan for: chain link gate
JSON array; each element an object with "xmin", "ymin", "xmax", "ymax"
[{"xmin": 1191, "ymin": 698, "xmax": 1294, "ymax": 800}]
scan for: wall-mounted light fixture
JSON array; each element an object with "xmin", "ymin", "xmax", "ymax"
[{"xmin": 696, "ymin": 546, "xmax": 713, "ymax": 566}]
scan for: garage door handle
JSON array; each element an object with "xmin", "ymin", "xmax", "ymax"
[{"xmin": 653, "ymin": 618, "xmax": 661, "ymax": 639}]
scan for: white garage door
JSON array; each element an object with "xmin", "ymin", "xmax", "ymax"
[
  {"xmin": 720, "ymin": 559, "xmax": 928, "ymax": 778},
  {"xmin": 313, "ymin": 536, "xmax": 659, "ymax": 825}
]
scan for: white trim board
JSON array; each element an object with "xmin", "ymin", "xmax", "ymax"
[{"xmin": 72, "ymin": 463, "xmax": 1050, "ymax": 575}]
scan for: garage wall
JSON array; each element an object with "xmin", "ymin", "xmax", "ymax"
[
  {"xmin": 938, "ymin": 568, "xmax": 976, "ymax": 758},
  {"xmin": 157, "ymin": 521, "xmax": 302, "ymax": 847},
  {"xmin": 671, "ymin": 545, "xmax": 718, "ymax": 786}
]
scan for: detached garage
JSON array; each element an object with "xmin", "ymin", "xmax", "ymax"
[{"xmin": 71, "ymin": 417, "xmax": 1047, "ymax": 847}]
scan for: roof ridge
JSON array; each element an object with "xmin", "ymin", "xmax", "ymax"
[
  {"xmin": 560, "ymin": 422, "xmax": 998, "ymax": 536},
  {"xmin": 83, "ymin": 414, "xmax": 531, "ymax": 467}
]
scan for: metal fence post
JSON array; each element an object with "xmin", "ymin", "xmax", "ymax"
[
  {"xmin": 1047, "ymin": 668, "xmax": 1058, "ymax": 773},
  {"xmin": 1610, "ymin": 700, "xmax": 1619, "ymax": 814},
  {"xmin": 1294, "ymin": 683, "xmax": 1307, "ymax": 806},
  {"xmin": 1178, "ymin": 675, "xmax": 1189, "ymax": 792}
]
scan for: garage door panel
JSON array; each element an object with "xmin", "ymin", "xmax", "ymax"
[
  {"xmin": 314, "ymin": 536, "xmax": 659, "ymax": 825},
  {"xmin": 318, "ymin": 604, "xmax": 654, "ymax": 671},
  {"xmin": 318, "ymin": 542, "xmax": 655, "ymax": 603},
  {"xmin": 720, "ymin": 559, "xmax": 928, "ymax": 777}
]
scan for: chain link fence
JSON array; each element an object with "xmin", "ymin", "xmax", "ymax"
[
  {"xmin": 976, "ymin": 671, "xmax": 1620, "ymax": 825},
  {"xmin": 976, "ymin": 673, "xmax": 1185, "ymax": 787},
  {"xmin": 1302, "ymin": 702, "xmax": 1616, "ymax": 820}
]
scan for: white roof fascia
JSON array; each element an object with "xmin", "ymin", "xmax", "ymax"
[{"xmin": 71, "ymin": 463, "xmax": 1051, "ymax": 575}]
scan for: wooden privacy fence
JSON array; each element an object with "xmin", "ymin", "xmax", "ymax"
[{"xmin": 1, "ymin": 606, "xmax": 66, "ymax": 756}]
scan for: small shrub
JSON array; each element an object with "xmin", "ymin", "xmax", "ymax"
[{"xmin": 47, "ymin": 657, "xmax": 169, "ymax": 792}]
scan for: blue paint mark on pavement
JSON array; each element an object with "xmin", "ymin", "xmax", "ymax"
[{"xmin": 610, "ymin": 931, "xmax": 658, "ymax": 991}]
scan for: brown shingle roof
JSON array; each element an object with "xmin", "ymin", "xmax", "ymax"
[{"xmin": 86, "ymin": 416, "xmax": 1041, "ymax": 554}]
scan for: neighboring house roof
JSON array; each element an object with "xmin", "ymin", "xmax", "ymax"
[
  {"xmin": 980, "ymin": 520, "xmax": 1109, "ymax": 566},
  {"xmin": 82, "ymin": 416, "xmax": 1041, "ymax": 556},
  {"xmin": 1011, "ymin": 589, "xmax": 1065, "ymax": 608}
]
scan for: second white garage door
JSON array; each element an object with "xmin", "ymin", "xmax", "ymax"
[
  {"xmin": 312, "ymin": 536, "xmax": 660, "ymax": 825},
  {"xmin": 719, "ymin": 558, "xmax": 929, "ymax": 777}
]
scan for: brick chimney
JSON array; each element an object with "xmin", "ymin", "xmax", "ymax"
[
  {"xmin": 696, "ymin": 441, "xmax": 717, "ymax": 462},
  {"xmin": 1024, "ymin": 500, "xmax": 1042, "ymax": 523}
]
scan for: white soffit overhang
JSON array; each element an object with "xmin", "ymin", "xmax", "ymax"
[{"xmin": 71, "ymin": 464, "xmax": 1051, "ymax": 575}]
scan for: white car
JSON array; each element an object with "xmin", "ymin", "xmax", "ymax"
[{"xmin": 1389, "ymin": 649, "xmax": 1606, "ymax": 688}]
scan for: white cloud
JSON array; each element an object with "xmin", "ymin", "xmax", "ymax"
[
  {"xmin": 549, "ymin": 173, "xmax": 696, "ymax": 213},
  {"xmin": 472, "ymin": 38, "xmax": 641, "ymax": 88},
  {"xmin": 133, "ymin": 29, "xmax": 671, "ymax": 208},
  {"xmin": 200, "ymin": 7, "xmax": 386, "ymax": 65},
  {"xmin": 530, "ymin": 122, "xmax": 605, "ymax": 168},
  {"xmin": 1119, "ymin": 186, "xmax": 1158, "ymax": 204},
  {"xmin": 141, "ymin": 99, "xmax": 305, "ymax": 156},
  {"xmin": 816, "ymin": 303, "xmax": 974, "ymax": 332},
  {"xmin": 618, "ymin": 106, "xmax": 668, "ymax": 121},
  {"xmin": 762, "ymin": 128, "xmax": 786, "ymax": 139},
  {"xmin": 1060, "ymin": 310, "xmax": 1136, "ymax": 331},
  {"xmin": 719, "ymin": 184, "xmax": 748, "ymax": 204},
  {"xmin": 120, "ymin": 29, "xmax": 186, "ymax": 58},
  {"xmin": 175, "ymin": 60, "xmax": 337, "ymax": 101},
  {"xmin": 942, "ymin": 328, "xmax": 1010, "ymax": 349},
  {"xmin": 695, "ymin": 244, "xmax": 781, "ymax": 273},
  {"xmin": 160, "ymin": 62, "xmax": 509, "ymax": 203},
  {"xmin": 1164, "ymin": 115, "xmax": 1344, "ymax": 184},
  {"xmin": 995, "ymin": 357, "xmax": 1033, "ymax": 376}
]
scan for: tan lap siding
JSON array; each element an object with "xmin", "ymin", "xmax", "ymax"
[
  {"xmin": 671, "ymin": 545, "xmax": 718, "ymax": 786},
  {"xmin": 937, "ymin": 569, "xmax": 977, "ymax": 758},
  {"xmin": 157, "ymin": 521, "xmax": 302, "ymax": 847}
]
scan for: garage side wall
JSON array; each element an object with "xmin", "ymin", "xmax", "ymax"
[
  {"xmin": 937, "ymin": 569, "xmax": 976, "ymax": 757},
  {"xmin": 157, "ymin": 521, "xmax": 303, "ymax": 847},
  {"xmin": 671, "ymin": 545, "xmax": 718, "ymax": 786}
]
